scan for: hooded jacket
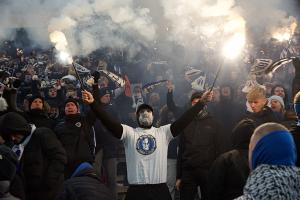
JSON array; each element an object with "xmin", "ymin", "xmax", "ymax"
[
  {"xmin": 208, "ymin": 119, "xmax": 255, "ymax": 200},
  {"xmin": 0, "ymin": 112, "xmax": 67, "ymax": 200}
]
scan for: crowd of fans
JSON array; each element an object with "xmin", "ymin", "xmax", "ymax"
[{"xmin": 0, "ymin": 32, "xmax": 300, "ymax": 200}]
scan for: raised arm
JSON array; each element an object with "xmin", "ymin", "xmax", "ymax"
[
  {"xmin": 170, "ymin": 91, "xmax": 212, "ymax": 137},
  {"xmin": 166, "ymin": 81, "xmax": 178, "ymax": 111},
  {"xmin": 82, "ymin": 90, "xmax": 123, "ymax": 139}
]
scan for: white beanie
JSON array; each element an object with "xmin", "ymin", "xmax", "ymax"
[{"xmin": 268, "ymin": 95, "xmax": 285, "ymax": 108}]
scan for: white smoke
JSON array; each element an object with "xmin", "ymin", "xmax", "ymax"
[
  {"xmin": 0, "ymin": 0, "xmax": 156, "ymax": 57},
  {"xmin": 0, "ymin": 0, "xmax": 68, "ymax": 47},
  {"xmin": 48, "ymin": 0, "xmax": 156, "ymax": 57},
  {"xmin": 0, "ymin": 0, "xmax": 298, "ymax": 61}
]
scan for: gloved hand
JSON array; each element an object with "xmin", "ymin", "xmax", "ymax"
[{"xmin": 92, "ymin": 71, "xmax": 101, "ymax": 83}]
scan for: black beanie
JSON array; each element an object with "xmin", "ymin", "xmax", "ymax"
[
  {"xmin": 64, "ymin": 97, "xmax": 79, "ymax": 109},
  {"xmin": 231, "ymin": 118, "xmax": 256, "ymax": 150},
  {"xmin": 0, "ymin": 145, "xmax": 18, "ymax": 181},
  {"xmin": 99, "ymin": 87, "xmax": 111, "ymax": 98},
  {"xmin": 28, "ymin": 94, "xmax": 44, "ymax": 110},
  {"xmin": 0, "ymin": 112, "xmax": 31, "ymax": 141},
  {"xmin": 136, "ymin": 103, "xmax": 154, "ymax": 114}
]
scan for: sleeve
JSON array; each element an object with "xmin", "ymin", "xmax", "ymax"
[
  {"xmin": 159, "ymin": 124, "xmax": 173, "ymax": 144},
  {"xmin": 120, "ymin": 124, "xmax": 134, "ymax": 142},
  {"xmin": 170, "ymin": 100, "xmax": 205, "ymax": 137},
  {"xmin": 31, "ymin": 79, "xmax": 41, "ymax": 96},
  {"xmin": 90, "ymin": 101, "xmax": 123, "ymax": 139},
  {"xmin": 39, "ymin": 128, "xmax": 67, "ymax": 187},
  {"xmin": 92, "ymin": 83, "xmax": 100, "ymax": 104},
  {"xmin": 167, "ymin": 91, "xmax": 180, "ymax": 113}
]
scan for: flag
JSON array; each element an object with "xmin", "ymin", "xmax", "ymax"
[
  {"xmin": 191, "ymin": 75, "xmax": 206, "ymax": 91},
  {"xmin": 250, "ymin": 59, "xmax": 273, "ymax": 76},
  {"xmin": 142, "ymin": 80, "xmax": 168, "ymax": 94},
  {"xmin": 100, "ymin": 70, "xmax": 125, "ymax": 88},
  {"xmin": 265, "ymin": 57, "xmax": 294, "ymax": 74},
  {"xmin": 185, "ymin": 68, "xmax": 202, "ymax": 79},
  {"xmin": 73, "ymin": 62, "xmax": 90, "ymax": 73}
]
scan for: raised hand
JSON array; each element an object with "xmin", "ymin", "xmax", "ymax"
[
  {"xmin": 201, "ymin": 90, "xmax": 213, "ymax": 103},
  {"xmin": 82, "ymin": 90, "xmax": 94, "ymax": 104},
  {"xmin": 166, "ymin": 80, "xmax": 174, "ymax": 92}
]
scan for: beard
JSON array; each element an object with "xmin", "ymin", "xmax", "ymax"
[{"xmin": 138, "ymin": 114, "xmax": 153, "ymax": 129}]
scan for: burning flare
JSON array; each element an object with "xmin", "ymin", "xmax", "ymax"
[
  {"xmin": 272, "ymin": 21, "xmax": 297, "ymax": 42},
  {"xmin": 49, "ymin": 31, "xmax": 73, "ymax": 64},
  {"xmin": 222, "ymin": 16, "xmax": 246, "ymax": 59}
]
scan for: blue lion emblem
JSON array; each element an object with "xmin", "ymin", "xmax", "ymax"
[{"xmin": 136, "ymin": 135, "xmax": 157, "ymax": 155}]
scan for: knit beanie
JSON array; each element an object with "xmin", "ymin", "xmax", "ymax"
[
  {"xmin": 28, "ymin": 94, "xmax": 44, "ymax": 110},
  {"xmin": 64, "ymin": 97, "xmax": 79, "ymax": 109},
  {"xmin": 0, "ymin": 112, "xmax": 31, "ymax": 141},
  {"xmin": 269, "ymin": 95, "xmax": 285, "ymax": 108}
]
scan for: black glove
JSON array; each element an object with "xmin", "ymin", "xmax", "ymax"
[
  {"xmin": 12, "ymin": 79, "xmax": 21, "ymax": 88},
  {"xmin": 92, "ymin": 71, "xmax": 100, "ymax": 83}
]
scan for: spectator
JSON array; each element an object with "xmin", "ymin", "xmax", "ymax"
[
  {"xmin": 82, "ymin": 89, "xmax": 211, "ymax": 200},
  {"xmin": 245, "ymin": 86, "xmax": 279, "ymax": 126},
  {"xmin": 167, "ymin": 88, "xmax": 221, "ymax": 200},
  {"xmin": 54, "ymin": 97, "xmax": 98, "ymax": 178},
  {"xmin": 271, "ymin": 84, "xmax": 289, "ymax": 109},
  {"xmin": 24, "ymin": 94, "xmax": 56, "ymax": 129},
  {"xmin": 236, "ymin": 123, "xmax": 300, "ymax": 199},
  {"xmin": 268, "ymin": 95, "xmax": 285, "ymax": 120},
  {"xmin": 208, "ymin": 119, "xmax": 255, "ymax": 200},
  {"xmin": 0, "ymin": 112, "xmax": 66, "ymax": 200}
]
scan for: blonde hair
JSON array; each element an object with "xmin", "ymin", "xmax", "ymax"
[
  {"xmin": 293, "ymin": 91, "xmax": 300, "ymax": 103},
  {"xmin": 246, "ymin": 86, "xmax": 266, "ymax": 102}
]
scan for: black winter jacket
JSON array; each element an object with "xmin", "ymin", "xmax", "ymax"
[
  {"xmin": 245, "ymin": 106, "xmax": 279, "ymax": 126},
  {"xmin": 24, "ymin": 109, "xmax": 56, "ymax": 129},
  {"xmin": 177, "ymin": 114, "xmax": 221, "ymax": 175},
  {"xmin": 54, "ymin": 112, "xmax": 97, "ymax": 178},
  {"xmin": 208, "ymin": 149, "xmax": 249, "ymax": 200},
  {"xmin": 21, "ymin": 127, "xmax": 67, "ymax": 200}
]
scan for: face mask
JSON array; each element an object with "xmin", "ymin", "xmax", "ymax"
[{"xmin": 138, "ymin": 110, "xmax": 153, "ymax": 127}]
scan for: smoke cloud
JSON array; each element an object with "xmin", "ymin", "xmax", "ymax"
[{"xmin": 0, "ymin": 0, "xmax": 298, "ymax": 61}]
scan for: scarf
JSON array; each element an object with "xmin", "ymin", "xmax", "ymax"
[
  {"xmin": 12, "ymin": 124, "xmax": 36, "ymax": 160},
  {"xmin": 236, "ymin": 165, "xmax": 300, "ymax": 200}
]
